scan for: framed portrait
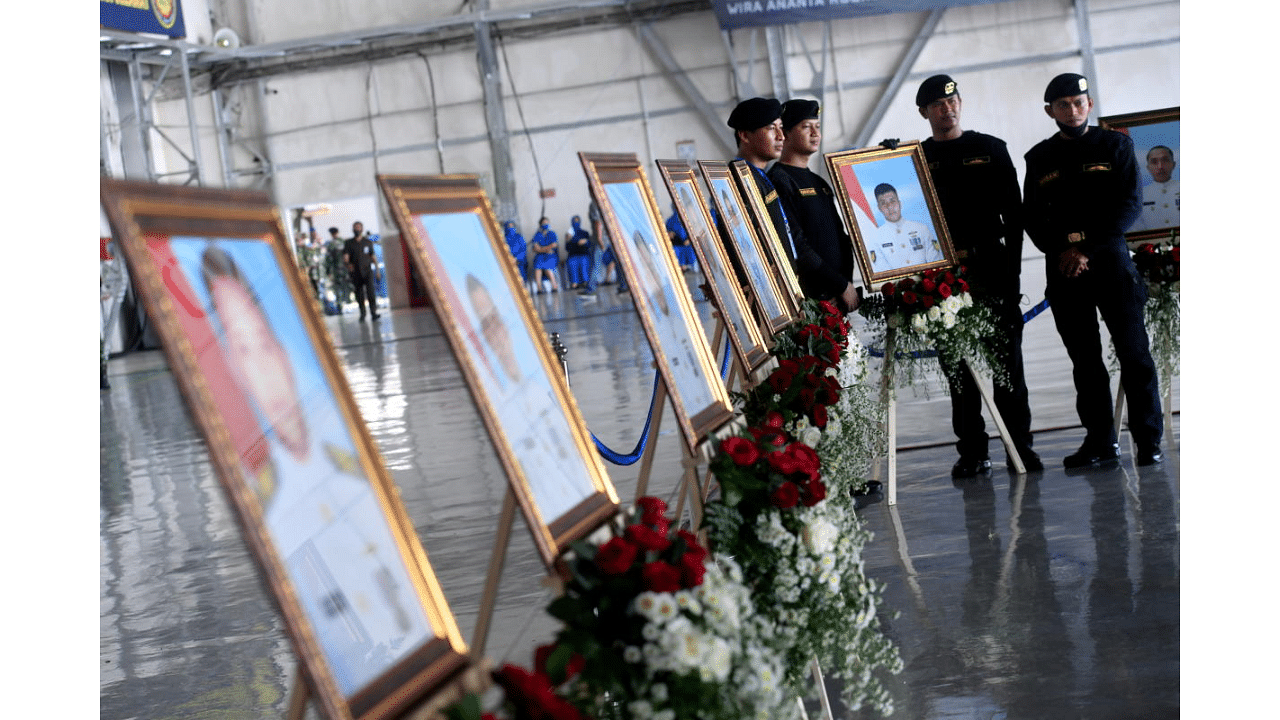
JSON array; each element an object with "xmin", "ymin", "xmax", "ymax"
[
  {"xmin": 825, "ymin": 141, "xmax": 956, "ymax": 285},
  {"xmin": 376, "ymin": 175, "xmax": 620, "ymax": 567},
  {"xmin": 1100, "ymin": 106, "xmax": 1180, "ymax": 246},
  {"xmin": 99, "ymin": 179, "xmax": 469, "ymax": 720},
  {"xmin": 729, "ymin": 159, "xmax": 805, "ymax": 315},
  {"xmin": 697, "ymin": 160, "xmax": 795, "ymax": 336},
  {"xmin": 656, "ymin": 159, "xmax": 770, "ymax": 374},
  {"xmin": 579, "ymin": 152, "xmax": 736, "ymax": 451}
]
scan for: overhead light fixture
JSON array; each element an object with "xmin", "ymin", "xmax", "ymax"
[{"xmin": 213, "ymin": 27, "xmax": 241, "ymax": 50}]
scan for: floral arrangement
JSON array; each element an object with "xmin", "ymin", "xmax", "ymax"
[
  {"xmin": 856, "ymin": 265, "xmax": 1007, "ymax": 390},
  {"xmin": 700, "ymin": 298, "xmax": 901, "ymax": 715},
  {"xmin": 443, "ymin": 648, "xmax": 589, "ymax": 720},
  {"xmin": 1133, "ymin": 239, "xmax": 1179, "ymax": 384},
  {"xmin": 541, "ymin": 497, "xmax": 798, "ymax": 720}
]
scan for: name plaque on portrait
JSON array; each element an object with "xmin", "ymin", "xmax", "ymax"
[{"xmin": 100, "ymin": 180, "xmax": 470, "ymax": 720}]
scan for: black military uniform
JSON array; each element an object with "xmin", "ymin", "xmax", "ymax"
[
  {"xmin": 767, "ymin": 99, "xmax": 858, "ymax": 310},
  {"xmin": 344, "ymin": 225, "xmax": 381, "ymax": 321},
  {"xmin": 915, "ymin": 75, "xmax": 1038, "ymax": 475},
  {"xmin": 1023, "ymin": 73, "xmax": 1162, "ymax": 467},
  {"xmin": 726, "ymin": 97, "xmax": 805, "ymax": 267}
]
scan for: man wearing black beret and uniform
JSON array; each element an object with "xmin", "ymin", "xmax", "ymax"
[
  {"xmin": 1023, "ymin": 73, "xmax": 1163, "ymax": 468},
  {"xmin": 727, "ymin": 97, "xmax": 805, "ymax": 268},
  {"xmin": 767, "ymin": 99, "xmax": 860, "ymax": 314},
  {"xmin": 916, "ymin": 75, "xmax": 1040, "ymax": 476}
]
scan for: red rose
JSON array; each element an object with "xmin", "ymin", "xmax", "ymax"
[
  {"xmin": 636, "ymin": 496, "xmax": 668, "ymax": 525},
  {"xmin": 880, "ymin": 281, "xmax": 895, "ymax": 295},
  {"xmin": 492, "ymin": 665, "xmax": 558, "ymax": 717},
  {"xmin": 642, "ymin": 561, "xmax": 683, "ymax": 592},
  {"xmin": 677, "ymin": 529, "xmax": 708, "ymax": 560},
  {"xmin": 920, "ymin": 278, "xmax": 936, "ymax": 292},
  {"xmin": 957, "ymin": 278, "xmax": 970, "ymax": 293},
  {"xmin": 1139, "ymin": 243, "xmax": 1156, "ymax": 254},
  {"xmin": 788, "ymin": 442, "xmax": 821, "ymax": 479},
  {"xmin": 938, "ymin": 282, "xmax": 952, "ymax": 299},
  {"xmin": 901, "ymin": 290, "xmax": 918, "ymax": 305},
  {"xmin": 826, "ymin": 347, "xmax": 841, "ymax": 365},
  {"xmin": 534, "ymin": 643, "xmax": 586, "ymax": 682},
  {"xmin": 819, "ymin": 299, "xmax": 840, "ymax": 316},
  {"xmin": 749, "ymin": 428, "xmax": 788, "ymax": 449},
  {"xmin": 898, "ymin": 277, "xmax": 916, "ymax": 291},
  {"xmin": 764, "ymin": 411, "xmax": 785, "ymax": 429},
  {"xmin": 799, "ymin": 388, "xmax": 818, "ymax": 409},
  {"xmin": 626, "ymin": 523, "xmax": 672, "ymax": 553},
  {"xmin": 1171, "ymin": 247, "xmax": 1180, "ymax": 262},
  {"xmin": 944, "ymin": 271, "xmax": 956, "ymax": 285},
  {"xmin": 595, "ymin": 536, "xmax": 638, "ymax": 575},
  {"xmin": 770, "ymin": 481, "xmax": 800, "ymax": 509},
  {"xmin": 921, "ymin": 294, "xmax": 935, "ymax": 309},
  {"xmin": 811, "ymin": 404, "xmax": 828, "ymax": 428},
  {"xmin": 766, "ymin": 449, "xmax": 804, "ymax": 475},
  {"xmin": 721, "ymin": 436, "xmax": 761, "ymax": 466},
  {"xmin": 678, "ymin": 552, "xmax": 706, "ymax": 587},
  {"xmin": 801, "ymin": 478, "xmax": 827, "ymax": 506}
]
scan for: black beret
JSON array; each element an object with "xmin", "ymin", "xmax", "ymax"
[
  {"xmin": 915, "ymin": 74, "xmax": 958, "ymax": 107},
  {"xmin": 1044, "ymin": 73, "xmax": 1089, "ymax": 103},
  {"xmin": 727, "ymin": 97, "xmax": 782, "ymax": 131},
  {"xmin": 780, "ymin": 99, "xmax": 820, "ymax": 132}
]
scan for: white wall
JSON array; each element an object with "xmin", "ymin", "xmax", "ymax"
[{"xmin": 138, "ymin": 0, "xmax": 1178, "ymax": 239}]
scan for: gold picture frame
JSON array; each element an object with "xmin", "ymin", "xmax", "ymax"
[
  {"xmin": 728, "ymin": 159, "xmax": 805, "ymax": 315},
  {"xmin": 697, "ymin": 160, "xmax": 795, "ymax": 336},
  {"xmin": 1099, "ymin": 106, "xmax": 1180, "ymax": 247},
  {"xmin": 376, "ymin": 174, "xmax": 620, "ymax": 567},
  {"xmin": 99, "ymin": 179, "xmax": 470, "ymax": 720},
  {"xmin": 656, "ymin": 159, "xmax": 771, "ymax": 374},
  {"xmin": 825, "ymin": 141, "xmax": 957, "ymax": 286},
  {"xmin": 579, "ymin": 152, "xmax": 736, "ymax": 451}
]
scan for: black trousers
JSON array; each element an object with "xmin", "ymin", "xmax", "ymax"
[
  {"xmin": 1047, "ymin": 262, "xmax": 1162, "ymax": 449},
  {"xmin": 352, "ymin": 271, "xmax": 379, "ymax": 316},
  {"xmin": 939, "ymin": 295, "xmax": 1034, "ymax": 460}
]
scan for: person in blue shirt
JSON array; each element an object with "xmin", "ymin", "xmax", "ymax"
[
  {"xmin": 666, "ymin": 208, "xmax": 697, "ymax": 273},
  {"xmin": 503, "ymin": 220, "xmax": 527, "ymax": 284},
  {"xmin": 530, "ymin": 216, "xmax": 560, "ymax": 293},
  {"xmin": 564, "ymin": 215, "xmax": 593, "ymax": 289}
]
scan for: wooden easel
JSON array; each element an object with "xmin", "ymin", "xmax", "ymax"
[
  {"xmin": 875, "ymin": 328, "xmax": 1026, "ymax": 506},
  {"xmin": 286, "ymin": 657, "xmax": 491, "ymax": 720},
  {"xmin": 1112, "ymin": 368, "xmax": 1177, "ymax": 449}
]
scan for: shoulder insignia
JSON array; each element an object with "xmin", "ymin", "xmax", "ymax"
[
  {"xmin": 764, "ymin": 190, "xmax": 778, "ymax": 204},
  {"xmin": 799, "ymin": 187, "xmax": 817, "ymax": 196},
  {"xmin": 962, "ymin": 156, "xmax": 991, "ymax": 165},
  {"xmin": 1038, "ymin": 170, "xmax": 1060, "ymax": 185},
  {"xmin": 325, "ymin": 443, "xmax": 362, "ymax": 476},
  {"xmin": 1083, "ymin": 162, "xmax": 1111, "ymax": 172}
]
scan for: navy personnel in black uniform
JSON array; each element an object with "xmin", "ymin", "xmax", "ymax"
[
  {"xmin": 1023, "ymin": 73, "xmax": 1163, "ymax": 467},
  {"xmin": 727, "ymin": 97, "xmax": 805, "ymax": 266},
  {"xmin": 916, "ymin": 74, "xmax": 1041, "ymax": 476},
  {"xmin": 767, "ymin": 99, "xmax": 860, "ymax": 313},
  {"xmin": 343, "ymin": 221, "xmax": 381, "ymax": 321}
]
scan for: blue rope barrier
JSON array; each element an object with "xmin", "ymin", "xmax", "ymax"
[
  {"xmin": 590, "ymin": 370, "xmax": 663, "ymax": 466},
  {"xmin": 720, "ymin": 339, "xmax": 733, "ymax": 380},
  {"xmin": 867, "ymin": 297, "xmax": 1051, "ymax": 359}
]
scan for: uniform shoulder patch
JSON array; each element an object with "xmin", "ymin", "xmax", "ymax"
[
  {"xmin": 1038, "ymin": 170, "xmax": 1060, "ymax": 185},
  {"xmin": 962, "ymin": 156, "xmax": 991, "ymax": 165},
  {"xmin": 799, "ymin": 187, "xmax": 817, "ymax": 196},
  {"xmin": 764, "ymin": 190, "xmax": 778, "ymax": 204},
  {"xmin": 1083, "ymin": 162, "xmax": 1111, "ymax": 172}
]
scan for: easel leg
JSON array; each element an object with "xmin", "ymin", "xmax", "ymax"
[
  {"xmin": 1163, "ymin": 368, "xmax": 1175, "ymax": 448},
  {"xmin": 633, "ymin": 380, "xmax": 668, "ymax": 501},
  {"xmin": 966, "ymin": 364, "xmax": 1025, "ymax": 475},
  {"xmin": 286, "ymin": 673, "xmax": 309, "ymax": 720},
  {"xmin": 471, "ymin": 490, "xmax": 517, "ymax": 659},
  {"xmin": 810, "ymin": 656, "xmax": 835, "ymax": 720},
  {"xmin": 879, "ymin": 328, "xmax": 898, "ymax": 506}
]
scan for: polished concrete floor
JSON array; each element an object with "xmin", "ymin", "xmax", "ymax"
[{"xmin": 100, "ymin": 258, "xmax": 1179, "ymax": 719}]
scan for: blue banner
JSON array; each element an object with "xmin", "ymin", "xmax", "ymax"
[
  {"xmin": 712, "ymin": 0, "xmax": 1010, "ymax": 30},
  {"xmin": 101, "ymin": 0, "xmax": 185, "ymax": 38}
]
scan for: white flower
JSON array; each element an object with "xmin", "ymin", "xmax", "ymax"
[
  {"xmin": 624, "ymin": 645, "xmax": 643, "ymax": 663},
  {"xmin": 628, "ymin": 700, "xmax": 654, "ymax": 719},
  {"xmin": 926, "ymin": 305, "xmax": 942, "ymax": 322},
  {"xmin": 801, "ymin": 425, "xmax": 823, "ymax": 448},
  {"xmin": 793, "ymin": 415, "xmax": 811, "ymax": 431},
  {"xmin": 802, "ymin": 516, "xmax": 839, "ymax": 555},
  {"xmin": 910, "ymin": 313, "xmax": 927, "ymax": 332},
  {"xmin": 650, "ymin": 683, "xmax": 669, "ymax": 702},
  {"xmin": 942, "ymin": 311, "xmax": 957, "ymax": 329},
  {"xmin": 652, "ymin": 710, "xmax": 676, "ymax": 720},
  {"xmin": 642, "ymin": 622, "xmax": 662, "ymax": 641}
]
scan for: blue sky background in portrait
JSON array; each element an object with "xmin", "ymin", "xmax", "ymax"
[{"xmin": 1125, "ymin": 121, "xmax": 1180, "ymax": 188}]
